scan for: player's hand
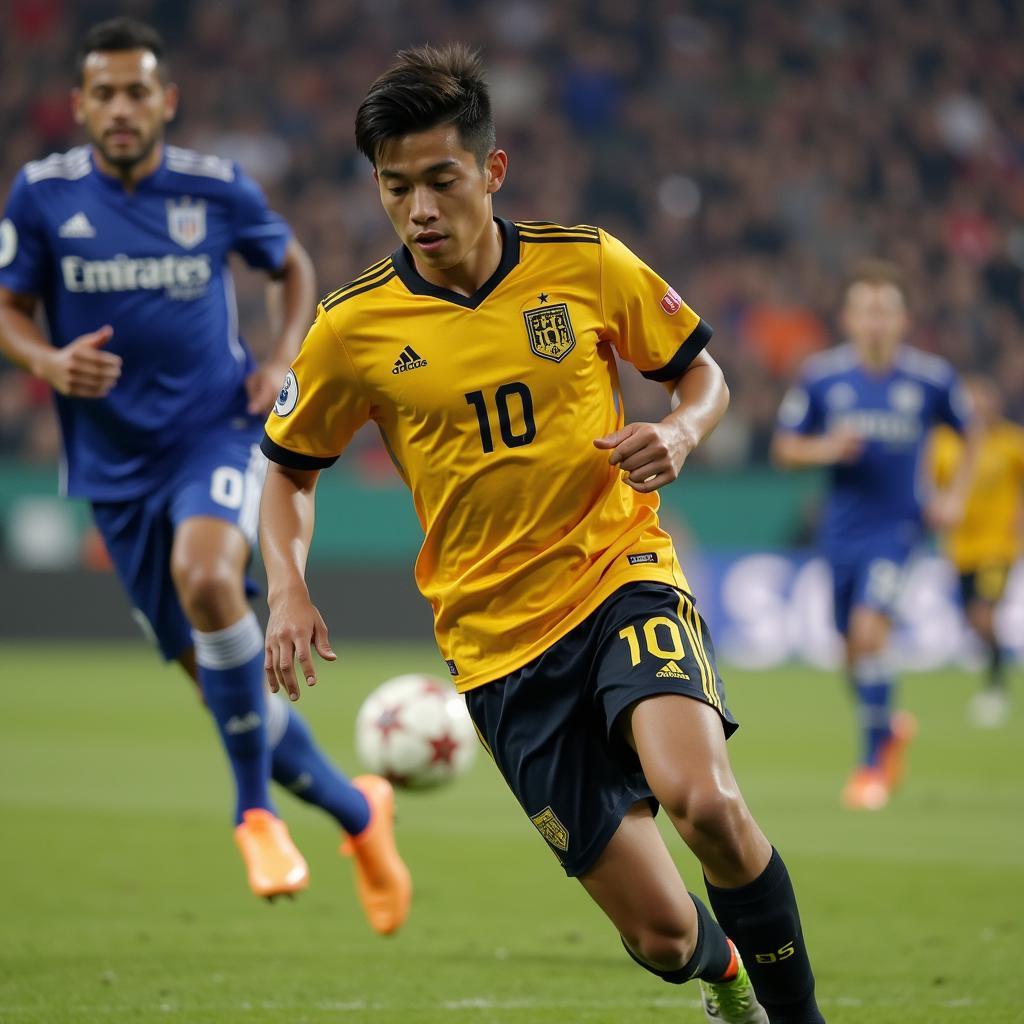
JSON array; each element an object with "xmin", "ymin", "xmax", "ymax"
[
  {"xmin": 819, "ymin": 428, "xmax": 863, "ymax": 464},
  {"xmin": 594, "ymin": 421, "xmax": 694, "ymax": 493},
  {"xmin": 38, "ymin": 325, "xmax": 121, "ymax": 398},
  {"xmin": 925, "ymin": 489, "xmax": 965, "ymax": 531},
  {"xmin": 246, "ymin": 360, "xmax": 291, "ymax": 416},
  {"xmin": 264, "ymin": 587, "xmax": 337, "ymax": 701}
]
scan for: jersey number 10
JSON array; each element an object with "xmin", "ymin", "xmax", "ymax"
[{"xmin": 465, "ymin": 383, "xmax": 537, "ymax": 453}]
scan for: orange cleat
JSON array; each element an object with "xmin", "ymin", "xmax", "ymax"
[
  {"xmin": 340, "ymin": 775, "xmax": 412, "ymax": 935},
  {"xmin": 879, "ymin": 710, "xmax": 917, "ymax": 791},
  {"xmin": 234, "ymin": 809, "xmax": 309, "ymax": 899},
  {"xmin": 841, "ymin": 767, "xmax": 889, "ymax": 811}
]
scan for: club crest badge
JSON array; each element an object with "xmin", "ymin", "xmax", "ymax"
[
  {"xmin": 274, "ymin": 369, "xmax": 298, "ymax": 417},
  {"xmin": 523, "ymin": 302, "xmax": 576, "ymax": 363},
  {"xmin": 530, "ymin": 805, "xmax": 570, "ymax": 852},
  {"xmin": 166, "ymin": 198, "xmax": 207, "ymax": 250}
]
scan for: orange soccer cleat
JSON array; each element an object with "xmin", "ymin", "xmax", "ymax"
[
  {"xmin": 340, "ymin": 775, "xmax": 413, "ymax": 935},
  {"xmin": 234, "ymin": 809, "xmax": 310, "ymax": 899},
  {"xmin": 879, "ymin": 710, "xmax": 918, "ymax": 792},
  {"xmin": 841, "ymin": 767, "xmax": 889, "ymax": 811}
]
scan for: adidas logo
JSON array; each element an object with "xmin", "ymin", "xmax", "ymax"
[
  {"xmin": 392, "ymin": 345, "xmax": 428, "ymax": 374},
  {"xmin": 656, "ymin": 660, "xmax": 690, "ymax": 680},
  {"xmin": 58, "ymin": 212, "xmax": 96, "ymax": 238},
  {"xmin": 224, "ymin": 711, "xmax": 262, "ymax": 735}
]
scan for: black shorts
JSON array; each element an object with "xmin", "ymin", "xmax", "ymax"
[
  {"xmin": 959, "ymin": 564, "xmax": 1011, "ymax": 607},
  {"xmin": 464, "ymin": 581, "xmax": 737, "ymax": 878}
]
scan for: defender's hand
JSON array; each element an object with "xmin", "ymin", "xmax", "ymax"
[
  {"xmin": 39, "ymin": 325, "xmax": 121, "ymax": 398},
  {"xmin": 246, "ymin": 360, "xmax": 291, "ymax": 415},
  {"xmin": 594, "ymin": 421, "xmax": 694, "ymax": 493},
  {"xmin": 925, "ymin": 489, "xmax": 965, "ymax": 531},
  {"xmin": 264, "ymin": 589, "xmax": 336, "ymax": 701}
]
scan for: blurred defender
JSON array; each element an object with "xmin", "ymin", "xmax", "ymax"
[
  {"xmin": 261, "ymin": 45, "xmax": 825, "ymax": 1024},
  {"xmin": 772, "ymin": 262, "xmax": 976, "ymax": 809},
  {"xmin": 931, "ymin": 377, "xmax": 1024, "ymax": 727},
  {"xmin": 0, "ymin": 18, "xmax": 409, "ymax": 929}
]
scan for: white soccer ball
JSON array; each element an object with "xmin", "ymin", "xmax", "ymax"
[{"xmin": 355, "ymin": 674, "xmax": 478, "ymax": 789}]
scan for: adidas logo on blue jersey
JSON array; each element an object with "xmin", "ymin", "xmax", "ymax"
[
  {"xmin": 58, "ymin": 212, "xmax": 96, "ymax": 238},
  {"xmin": 392, "ymin": 345, "xmax": 427, "ymax": 374}
]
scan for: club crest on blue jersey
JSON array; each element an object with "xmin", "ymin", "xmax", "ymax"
[
  {"xmin": 166, "ymin": 198, "xmax": 207, "ymax": 249},
  {"xmin": 523, "ymin": 302, "xmax": 576, "ymax": 363},
  {"xmin": 274, "ymin": 369, "xmax": 299, "ymax": 417}
]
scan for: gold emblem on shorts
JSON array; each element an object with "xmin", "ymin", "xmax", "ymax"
[
  {"xmin": 524, "ymin": 303, "xmax": 576, "ymax": 363},
  {"xmin": 530, "ymin": 805, "xmax": 570, "ymax": 851}
]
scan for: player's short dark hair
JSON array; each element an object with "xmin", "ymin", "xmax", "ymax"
[
  {"xmin": 355, "ymin": 44, "xmax": 496, "ymax": 167},
  {"xmin": 76, "ymin": 17, "xmax": 167, "ymax": 83},
  {"xmin": 843, "ymin": 259, "xmax": 909, "ymax": 304}
]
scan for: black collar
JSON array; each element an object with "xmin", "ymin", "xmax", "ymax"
[{"xmin": 391, "ymin": 218, "xmax": 520, "ymax": 310}]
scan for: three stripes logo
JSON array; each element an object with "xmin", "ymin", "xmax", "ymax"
[
  {"xmin": 392, "ymin": 345, "xmax": 428, "ymax": 375},
  {"xmin": 656, "ymin": 660, "xmax": 690, "ymax": 680}
]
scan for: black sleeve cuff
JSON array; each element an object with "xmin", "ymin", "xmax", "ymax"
[
  {"xmin": 261, "ymin": 433, "xmax": 339, "ymax": 470},
  {"xmin": 640, "ymin": 318, "xmax": 713, "ymax": 383}
]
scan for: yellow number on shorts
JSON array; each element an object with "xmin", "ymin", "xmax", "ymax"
[{"xmin": 618, "ymin": 616, "xmax": 685, "ymax": 667}]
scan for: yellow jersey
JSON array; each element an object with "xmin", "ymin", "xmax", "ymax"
[
  {"xmin": 263, "ymin": 219, "xmax": 712, "ymax": 692},
  {"xmin": 931, "ymin": 421, "xmax": 1024, "ymax": 570}
]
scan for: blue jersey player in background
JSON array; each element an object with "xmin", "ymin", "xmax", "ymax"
[
  {"xmin": 0, "ymin": 17, "xmax": 410, "ymax": 932},
  {"xmin": 772, "ymin": 260, "xmax": 976, "ymax": 811}
]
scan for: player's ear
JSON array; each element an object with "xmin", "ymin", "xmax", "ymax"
[
  {"xmin": 162, "ymin": 82, "xmax": 179, "ymax": 124},
  {"xmin": 485, "ymin": 149, "xmax": 508, "ymax": 195},
  {"xmin": 71, "ymin": 87, "xmax": 85, "ymax": 126}
]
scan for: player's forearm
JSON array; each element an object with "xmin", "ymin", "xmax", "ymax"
[
  {"xmin": 771, "ymin": 432, "xmax": 832, "ymax": 468},
  {"xmin": 664, "ymin": 350, "xmax": 729, "ymax": 453},
  {"xmin": 0, "ymin": 294, "xmax": 53, "ymax": 378},
  {"xmin": 260, "ymin": 464, "xmax": 320, "ymax": 602},
  {"xmin": 267, "ymin": 238, "xmax": 316, "ymax": 366}
]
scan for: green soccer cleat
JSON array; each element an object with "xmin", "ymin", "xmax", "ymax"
[{"xmin": 698, "ymin": 942, "xmax": 769, "ymax": 1023}]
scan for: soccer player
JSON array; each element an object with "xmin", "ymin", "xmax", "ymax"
[
  {"xmin": 260, "ymin": 45, "xmax": 825, "ymax": 1024},
  {"xmin": 772, "ymin": 261, "xmax": 975, "ymax": 810},
  {"xmin": 0, "ymin": 17, "xmax": 410, "ymax": 931},
  {"xmin": 931, "ymin": 376, "xmax": 1024, "ymax": 727}
]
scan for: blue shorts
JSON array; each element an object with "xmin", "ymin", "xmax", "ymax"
[
  {"xmin": 828, "ymin": 538, "xmax": 914, "ymax": 635},
  {"xmin": 91, "ymin": 420, "xmax": 267, "ymax": 661},
  {"xmin": 464, "ymin": 582, "xmax": 737, "ymax": 878}
]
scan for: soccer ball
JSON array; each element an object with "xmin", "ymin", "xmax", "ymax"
[{"xmin": 355, "ymin": 674, "xmax": 478, "ymax": 789}]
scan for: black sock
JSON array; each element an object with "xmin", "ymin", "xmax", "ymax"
[
  {"xmin": 621, "ymin": 893, "xmax": 733, "ymax": 984},
  {"xmin": 988, "ymin": 639, "xmax": 1006, "ymax": 690},
  {"xmin": 705, "ymin": 848, "xmax": 825, "ymax": 1024}
]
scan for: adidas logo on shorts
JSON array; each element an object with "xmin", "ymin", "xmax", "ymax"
[
  {"xmin": 392, "ymin": 345, "xmax": 428, "ymax": 374},
  {"xmin": 656, "ymin": 660, "xmax": 690, "ymax": 680}
]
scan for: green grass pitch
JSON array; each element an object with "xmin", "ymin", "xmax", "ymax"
[{"xmin": 1, "ymin": 642, "xmax": 1021, "ymax": 1023}]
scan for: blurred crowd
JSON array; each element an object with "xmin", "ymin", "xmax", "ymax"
[{"xmin": 2, "ymin": 0, "xmax": 1023, "ymax": 470}]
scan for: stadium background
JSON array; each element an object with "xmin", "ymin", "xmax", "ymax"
[
  {"xmin": 1, "ymin": 3, "xmax": 1022, "ymax": 1023},
  {"xmin": 1, "ymin": 0, "xmax": 1022, "ymax": 664}
]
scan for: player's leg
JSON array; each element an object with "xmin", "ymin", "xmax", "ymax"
[
  {"xmin": 964, "ymin": 567, "xmax": 1010, "ymax": 727},
  {"xmin": 841, "ymin": 553, "xmax": 914, "ymax": 807},
  {"xmin": 625, "ymin": 696, "xmax": 822, "ymax": 1024}
]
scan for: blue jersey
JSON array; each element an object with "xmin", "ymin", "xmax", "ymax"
[
  {"xmin": 777, "ymin": 343, "xmax": 969, "ymax": 553},
  {"xmin": 0, "ymin": 145, "xmax": 290, "ymax": 499}
]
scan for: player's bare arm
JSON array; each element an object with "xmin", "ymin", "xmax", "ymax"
[
  {"xmin": 594, "ymin": 348, "xmax": 729, "ymax": 493},
  {"xmin": 246, "ymin": 237, "xmax": 316, "ymax": 414},
  {"xmin": 0, "ymin": 286, "xmax": 121, "ymax": 398},
  {"xmin": 260, "ymin": 461, "xmax": 336, "ymax": 701},
  {"xmin": 926, "ymin": 418, "xmax": 983, "ymax": 530},
  {"xmin": 770, "ymin": 426, "xmax": 862, "ymax": 468}
]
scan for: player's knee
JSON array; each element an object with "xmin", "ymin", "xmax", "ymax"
[
  {"xmin": 663, "ymin": 779, "xmax": 749, "ymax": 847},
  {"xmin": 171, "ymin": 557, "xmax": 242, "ymax": 624}
]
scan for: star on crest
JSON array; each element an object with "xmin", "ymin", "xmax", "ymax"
[{"xmin": 537, "ymin": 292, "xmax": 549, "ymax": 303}]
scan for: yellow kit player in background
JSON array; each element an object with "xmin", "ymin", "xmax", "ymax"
[
  {"xmin": 932, "ymin": 376, "xmax": 1024, "ymax": 727},
  {"xmin": 260, "ymin": 45, "xmax": 826, "ymax": 1024}
]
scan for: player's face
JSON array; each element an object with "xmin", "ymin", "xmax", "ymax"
[
  {"xmin": 73, "ymin": 49, "xmax": 177, "ymax": 172},
  {"xmin": 841, "ymin": 282, "xmax": 908, "ymax": 365},
  {"xmin": 374, "ymin": 125, "xmax": 507, "ymax": 276}
]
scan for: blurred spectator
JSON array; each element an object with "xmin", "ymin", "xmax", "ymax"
[{"xmin": 1, "ymin": 0, "xmax": 1022, "ymax": 470}]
